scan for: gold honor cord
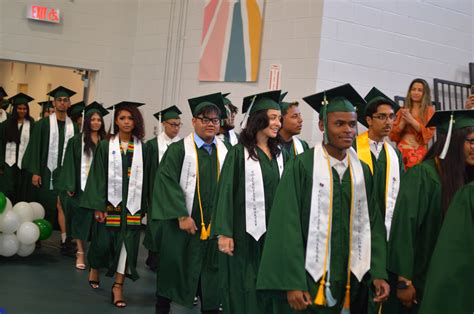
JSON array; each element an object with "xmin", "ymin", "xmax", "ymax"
[
  {"xmin": 384, "ymin": 142, "xmax": 391, "ymax": 216},
  {"xmin": 314, "ymin": 148, "xmax": 335, "ymax": 306},
  {"xmin": 193, "ymin": 138, "xmax": 220, "ymax": 241}
]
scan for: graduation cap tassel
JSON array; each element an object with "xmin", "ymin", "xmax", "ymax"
[
  {"xmin": 439, "ymin": 112, "xmax": 454, "ymax": 160},
  {"xmin": 110, "ymin": 105, "xmax": 115, "ymax": 135},
  {"xmin": 80, "ymin": 107, "xmax": 85, "ymax": 133},
  {"xmin": 325, "ymin": 282, "xmax": 337, "ymax": 307},
  {"xmin": 340, "ymin": 285, "xmax": 351, "ymax": 314},
  {"xmin": 322, "ymin": 94, "xmax": 329, "ymax": 145},
  {"xmin": 158, "ymin": 112, "xmax": 162, "ymax": 136},
  {"xmin": 200, "ymin": 222, "xmax": 209, "ymax": 241},
  {"xmin": 314, "ymin": 280, "xmax": 326, "ymax": 306},
  {"xmin": 240, "ymin": 95, "xmax": 257, "ymax": 129}
]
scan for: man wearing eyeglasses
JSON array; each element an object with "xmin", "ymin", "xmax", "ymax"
[
  {"xmin": 354, "ymin": 87, "xmax": 404, "ymax": 314},
  {"xmin": 151, "ymin": 93, "xmax": 228, "ymax": 314},
  {"xmin": 143, "ymin": 105, "xmax": 182, "ymax": 272},
  {"xmin": 23, "ymin": 86, "xmax": 78, "ymax": 256}
]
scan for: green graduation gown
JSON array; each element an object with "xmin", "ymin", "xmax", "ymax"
[
  {"xmin": 387, "ymin": 158, "xmax": 444, "ymax": 313},
  {"xmin": 354, "ymin": 142, "xmax": 404, "ymax": 314},
  {"xmin": 0, "ymin": 120, "xmax": 36, "ymax": 203},
  {"xmin": 256, "ymin": 148, "xmax": 388, "ymax": 314},
  {"xmin": 151, "ymin": 138, "xmax": 221, "ymax": 310},
  {"xmin": 80, "ymin": 138, "xmax": 148, "ymax": 281},
  {"xmin": 281, "ymin": 137, "xmax": 310, "ymax": 159},
  {"xmin": 57, "ymin": 134, "xmax": 96, "ymax": 241},
  {"xmin": 419, "ymin": 182, "xmax": 474, "ymax": 314},
  {"xmin": 212, "ymin": 144, "xmax": 288, "ymax": 313},
  {"xmin": 22, "ymin": 117, "xmax": 78, "ymax": 223}
]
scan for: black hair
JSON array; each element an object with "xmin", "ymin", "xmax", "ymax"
[
  {"xmin": 195, "ymin": 105, "xmax": 221, "ymax": 118},
  {"xmin": 365, "ymin": 98, "xmax": 394, "ymax": 118},
  {"xmin": 424, "ymin": 126, "xmax": 474, "ymax": 216},
  {"xmin": 240, "ymin": 109, "xmax": 282, "ymax": 161},
  {"xmin": 109, "ymin": 106, "xmax": 145, "ymax": 140},
  {"xmin": 82, "ymin": 112, "xmax": 106, "ymax": 157},
  {"xmin": 5, "ymin": 104, "xmax": 33, "ymax": 143}
]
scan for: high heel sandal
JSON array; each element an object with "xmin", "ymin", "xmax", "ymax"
[
  {"xmin": 75, "ymin": 251, "xmax": 86, "ymax": 270},
  {"xmin": 88, "ymin": 268, "xmax": 100, "ymax": 289},
  {"xmin": 111, "ymin": 282, "xmax": 126, "ymax": 308}
]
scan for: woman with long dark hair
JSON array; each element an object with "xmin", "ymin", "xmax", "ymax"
[
  {"xmin": 81, "ymin": 101, "xmax": 148, "ymax": 308},
  {"xmin": 0, "ymin": 93, "xmax": 35, "ymax": 203},
  {"xmin": 58, "ymin": 102, "xmax": 108, "ymax": 271},
  {"xmin": 389, "ymin": 78, "xmax": 436, "ymax": 169},
  {"xmin": 388, "ymin": 110, "xmax": 474, "ymax": 313},
  {"xmin": 212, "ymin": 91, "xmax": 288, "ymax": 313}
]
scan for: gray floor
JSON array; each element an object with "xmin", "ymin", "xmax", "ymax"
[{"xmin": 0, "ymin": 232, "xmax": 200, "ymax": 314}]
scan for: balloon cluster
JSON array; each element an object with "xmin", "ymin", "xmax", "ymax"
[{"xmin": 0, "ymin": 192, "xmax": 52, "ymax": 257}]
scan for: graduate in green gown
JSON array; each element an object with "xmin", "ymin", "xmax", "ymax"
[
  {"xmin": 22, "ymin": 86, "xmax": 78, "ymax": 255},
  {"xmin": 143, "ymin": 105, "xmax": 182, "ymax": 271},
  {"xmin": 0, "ymin": 87, "xmax": 9, "ymax": 123},
  {"xmin": 279, "ymin": 92, "xmax": 310, "ymax": 158},
  {"xmin": 419, "ymin": 181, "xmax": 474, "ymax": 314},
  {"xmin": 354, "ymin": 87, "xmax": 403, "ymax": 314},
  {"xmin": 0, "ymin": 93, "xmax": 35, "ymax": 204},
  {"xmin": 68, "ymin": 101, "xmax": 85, "ymax": 130},
  {"xmin": 58, "ymin": 102, "xmax": 108, "ymax": 271},
  {"xmin": 217, "ymin": 93, "xmax": 239, "ymax": 147},
  {"xmin": 256, "ymin": 84, "xmax": 390, "ymax": 314},
  {"xmin": 81, "ymin": 101, "xmax": 148, "ymax": 308},
  {"xmin": 152, "ymin": 93, "xmax": 229, "ymax": 314},
  {"xmin": 388, "ymin": 110, "xmax": 474, "ymax": 313},
  {"xmin": 38, "ymin": 100, "xmax": 55, "ymax": 118},
  {"xmin": 213, "ymin": 90, "xmax": 288, "ymax": 313}
]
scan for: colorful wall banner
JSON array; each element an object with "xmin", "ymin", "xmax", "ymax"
[{"xmin": 199, "ymin": 0, "xmax": 265, "ymax": 82}]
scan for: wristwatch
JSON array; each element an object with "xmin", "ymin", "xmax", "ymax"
[{"xmin": 396, "ymin": 280, "xmax": 412, "ymax": 289}]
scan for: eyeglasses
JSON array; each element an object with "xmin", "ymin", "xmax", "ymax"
[
  {"xmin": 372, "ymin": 113, "xmax": 396, "ymax": 121},
  {"xmin": 465, "ymin": 138, "xmax": 474, "ymax": 147},
  {"xmin": 55, "ymin": 97, "xmax": 70, "ymax": 103},
  {"xmin": 165, "ymin": 122, "xmax": 183, "ymax": 128},
  {"xmin": 195, "ymin": 116, "xmax": 220, "ymax": 125}
]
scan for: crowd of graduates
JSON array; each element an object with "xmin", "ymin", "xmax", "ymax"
[{"xmin": 0, "ymin": 79, "xmax": 473, "ymax": 314}]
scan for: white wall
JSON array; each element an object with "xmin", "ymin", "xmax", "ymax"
[
  {"xmin": 315, "ymin": 0, "xmax": 474, "ymax": 141},
  {"xmin": 0, "ymin": 0, "xmax": 138, "ymax": 111}
]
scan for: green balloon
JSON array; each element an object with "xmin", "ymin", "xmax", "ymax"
[
  {"xmin": 33, "ymin": 219, "xmax": 53, "ymax": 240},
  {"xmin": 0, "ymin": 192, "xmax": 6, "ymax": 214}
]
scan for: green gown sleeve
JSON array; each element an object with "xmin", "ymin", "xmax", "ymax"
[
  {"xmin": 212, "ymin": 145, "xmax": 241, "ymax": 237},
  {"xmin": 57, "ymin": 135, "xmax": 79, "ymax": 193},
  {"xmin": 419, "ymin": 183, "xmax": 474, "ymax": 314},
  {"xmin": 256, "ymin": 156, "xmax": 309, "ymax": 291},
  {"xmin": 80, "ymin": 140, "xmax": 108, "ymax": 212},
  {"xmin": 151, "ymin": 140, "xmax": 188, "ymax": 220},
  {"xmin": 145, "ymin": 138, "xmax": 159, "ymax": 209},
  {"xmin": 387, "ymin": 162, "xmax": 442, "ymax": 282},
  {"xmin": 22, "ymin": 118, "xmax": 45, "ymax": 175}
]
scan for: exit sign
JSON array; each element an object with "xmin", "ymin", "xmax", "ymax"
[{"xmin": 27, "ymin": 5, "xmax": 60, "ymax": 24}]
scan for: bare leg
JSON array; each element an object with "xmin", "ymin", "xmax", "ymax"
[
  {"xmin": 88, "ymin": 268, "xmax": 100, "ymax": 289},
  {"xmin": 112, "ymin": 272, "xmax": 126, "ymax": 307},
  {"xmin": 57, "ymin": 196, "xmax": 66, "ymax": 236},
  {"xmin": 75, "ymin": 240, "xmax": 86, "ymax": 269}
]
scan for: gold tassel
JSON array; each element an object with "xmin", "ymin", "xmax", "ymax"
[
  {"xmin": 206, "ymin": 223, "xmax": 211, "ymax": 238},
  {"xmin": 314, "ymin": 280, "xmax": 326, "ymax": 306},
  {"xmin": 200, "ymin": 223, "xmax": 208, "ymax": 240},
  {"xmin": 343, "ymin": 284, "xmax": 351, "ymax": 310}
]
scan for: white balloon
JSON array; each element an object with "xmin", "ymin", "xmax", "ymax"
[
  {"xmin": 13, "ymin": 202, "xmax": 34, "ymax": 223},
  {"xmin": 0, "ymin": 234, "xmax": 4, "ymax": 255},
  {"xmin": 16, "ymin": 222, "xmax": 40, "ymax": 245},
  {"xmin": 29, "ymin": 202, "xmax": 45, "ymax": 220},
  {"xmin": 0, "ymin": 210, "xmax": 21, "ymax": 234},
  {"xmin": 1, "ymin": 234, "xmax": 19, "ymax": 257},
  {"xmin": 17, "ymin": 242, "xmax": 36, "ymax": 257},
  {"xmin": 0, "ymin": 197, "xmax": 13, "ymax": 220}
]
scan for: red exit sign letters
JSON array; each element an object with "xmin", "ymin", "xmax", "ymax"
[{"xmin": 27, "ymin": 5, "xmax": 61, "ymax": 24}]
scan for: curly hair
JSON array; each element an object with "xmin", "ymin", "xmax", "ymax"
[
  {"xmin": 109, "ymin": 106, "xmax": 145, "ymax": 140},
  {"xmin": 240, "ymin": 109, "xmax": 282, "ymax": 161}
]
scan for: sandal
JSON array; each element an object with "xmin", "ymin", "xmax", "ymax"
[
  {"xmin": 75, "ymin": 251, "xmax": 86, "ymax": 270},
  {"xmin": 111, "ymin": 282, "xmax": 127, "ymax": 308},
  {"xmin": 88, "ymin": 268, "xmax": 100, "ymax": 289}
]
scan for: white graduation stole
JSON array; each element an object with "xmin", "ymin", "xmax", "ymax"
[
  {"xmin": 305, "ymin": 144, "xmax": 371, "ymax": 287},
  {"xmin": 179, "ymin": 133, "xmax": 227, "ymax": 216},
  {"xmin": 0, "ymin": 109, "xmax": 7, "ymax": 123},
  {"xmin": 5, "ymin": 120, "xmax": 30, "ymax": 168},
  {"xmin": 156, "ymin": 132, "xmax": 181, "ymax": 163},
  {"xmin": 47, "ymin": 113, "xmax": 74, "ymax": 189},
  {"xmin": 244, "ymin": 147, "xmax": 284, "ymax": 241},
  {"xmin": 293, "ymin": 136, "xmax": 305, "ymax": 155},
  {"xmin": 107, "ymin": 136, "xmax": 143, "ymax": 215},
  {"xmin": 80, "ymin": 135, "xmax": 93, "ymax": 191},
  {"xmin": 384, "ymin": 142, "xmax": 400, "ymax": 240},
  {"xmin": 228, "ymin": 129, "xmax": 238, "ymax": 146}
]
